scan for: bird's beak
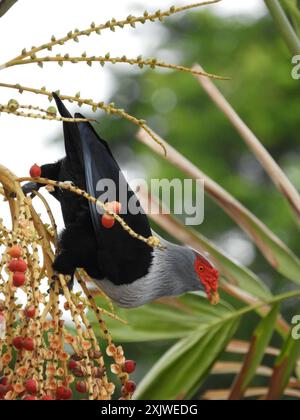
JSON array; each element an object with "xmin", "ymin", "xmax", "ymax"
[
  {"xmin": 207, "ymin": 267, "xmax": 220, "ymax": 305},
  {"xmin": 209, "ymin": 290, "xmax": 220, "ymax": 306}
]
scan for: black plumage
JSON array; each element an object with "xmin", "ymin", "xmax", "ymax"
[{"xmin": 27, "ymin": 93, "xmax": 153, "ymax": 286}]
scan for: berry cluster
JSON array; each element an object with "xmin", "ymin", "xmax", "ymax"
[
  {"xmin": 7, "ymin": 245, "xmax": 28, "ymax": 288},
  {"xmin": 0, "ymin": 164, "xmax": 137, "ymax": 400}
]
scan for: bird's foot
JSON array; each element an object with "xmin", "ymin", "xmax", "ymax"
[{"xmin": 22, "ymin": 182, "xmax": 41, "ymax": 197}]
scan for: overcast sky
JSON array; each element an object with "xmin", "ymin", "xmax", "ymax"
[{"xmin": 0, "ymin": 0, "xmax": 266, "ymax": 228}]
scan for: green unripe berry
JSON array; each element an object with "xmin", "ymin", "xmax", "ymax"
[
  {"xmin": 7, "ymin": 99, "xmax": 19, "ymax": 112},
  {"xmin": 47, "ymin": 106, "xmax": 57, "ymax": 116}
]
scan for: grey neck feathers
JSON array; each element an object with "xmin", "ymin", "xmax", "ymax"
[{"xmin": 97, "ymin": 237, "xmax": 202, "ymax": 308}]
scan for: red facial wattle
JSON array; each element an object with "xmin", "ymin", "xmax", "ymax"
[{"xmin": 194, "ymin": 255, "xmax": 220, "ymax": 305}]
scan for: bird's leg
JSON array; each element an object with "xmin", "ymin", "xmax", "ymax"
[{"xmin": 22, "ymin": 181, "xmax": 41, "ymax": 196}]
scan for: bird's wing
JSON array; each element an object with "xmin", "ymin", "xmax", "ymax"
[
  {"xmin": 49, "ymin": 93, "xmax": 153, "ymax": 284},
  {"xmin": 74, "ymin": 112, "xmax": 152, "ymax": 235},
  {"xmin": 52, "ymin": 93, "xmax": 85, "ymax": 189},
  {"xmin": 74, "ymin": 113, "xmax": 153, "ymax": 284}
]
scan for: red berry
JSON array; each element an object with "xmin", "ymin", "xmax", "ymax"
[
  {"xmin": 13, "ymin": 336, "xmax": 24, "ymax": 350},
  {"xmin": 13, "ymin": 272, "xmax": 26, "ymax": 287},
  {"xmin": 8, "ymin": 259, "xmax": 19, "ymax": 272},
  {"xmin": 75, "ymin": 381, "xmax": 87, "ymax": 394},
  {"xmin": 8, "ymin": 245, "xmax": 22, "ymax": 259},
  {"xmin": 30, "ymin": 164, "xmax": 42, "ymax": 178},
  {"xmin": 0, "ymin": 377, "xmax": 8, "ymax": 386},
  {"xmin": 23, "ymin": 395, "xmax": 37, "ymax": 400},
  {"xmin": 41, "ymin": 395, "xmax": 53, "ymax": 400},
  {"xmin": 56, "ymin": 386, "xmax": 72, "ymax": 400},
  {"xmin": 101, "ymin": 214, "xmax": 115, "ymax": 229},
  {"xmin": 114, "ymin": 201, "xmax": 122, "ymax": 214},
  {"xmin": 73, "ymin": 366, "xmax": 85, "ymax": 378},
  {"xmin": 23, "ymin": 337, "xmax": 35, "ymax": 351},
  {"xmin": 68, "ymin": 360, "xmax": 78, "ymax": 371},
  {"xmin": 14, "ymin": 259, "xmax": 27, "ymax": 273},
  {"xmin": 105, "ymin": 201, "xmax": 122, "ymax": 214},
  {"xmin": 25, "ymin": 379, "xmax": 37, "ymax": 394},
  {"xmin": 25, "ymin": 305, "xmax": 35, "ymax": 319},
  {"xmin": 71, "ymin": 353, "xmax": 83, "ymax": 361},
  {"xmin": 0, "ymin": 382, "xmax": 12, "ymax": 398},
  {"xmin": 0, "ymin": 384, "xmax": 8, "ymax": 395},
  {"xmin": 124, "ymin": 360, "xmax": 136, "ymax": 374},
  {"xmin": 8, "ymin": 259, "xmax": 27, "ymax": 273},
  {"xmin": 124, "ymin": 380, "xmax": 136, "ymax": 394}
]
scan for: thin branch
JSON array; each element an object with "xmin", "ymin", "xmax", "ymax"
[
  {"xmin": 212, "ymin": 362, "xmax": 273, "ymax": 377},
  {"xmin": 0, "ymin": 1, "xmax": 222, "ymax": 69},
  {"xmin": 193, "ymin": 63, "xmax": 300, "ymax": 221},
  {"xmin": 17, "ymin": 176, "xmax": 164, "ymax": 251},
  {"xmin": 0, "ymin": 82, "xmax": 166, "ymax": 153},
  {"xmin": 264, "ymin": 0, "xmax": 300, "ymax": 55},
  {"xmin": 0, "ymin": 0, "xmax": 17, "ymax": 18},
  {"xmin": 3, "ymin": 54, "xmax": 229, "ymax": 81},
  {"xmin": 202, "ymin": 386, "xmax": 300, "ymax": 400},
  {"xmin": 0, "ymin": 103, "xmax": 95, "ymax": 123},
  {"xmin": 226, "ymin": 340, "xmax": 280, "ymax": 357}
]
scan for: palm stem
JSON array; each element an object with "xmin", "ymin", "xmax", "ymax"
[
  {"xmin": 264, "ymin": 0, "xmax": 300, "ymax": 55},
  {"xmin": 0, "ymin": 0, "xmax": 17, "ymax": 17}
]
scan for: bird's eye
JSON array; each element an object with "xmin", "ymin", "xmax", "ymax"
[{"xmin": 199, "ymin": 265, "xmax": 205, "ymax": 272}]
